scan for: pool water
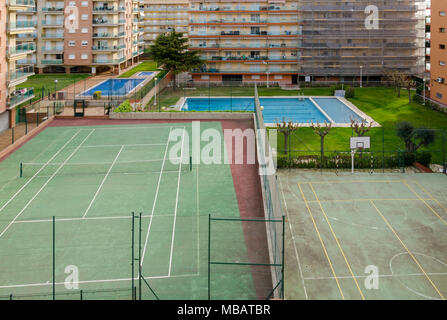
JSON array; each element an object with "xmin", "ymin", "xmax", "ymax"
[
  {"xmin": 136, "ymin": 71, "xmax": 154, "ymax": 77},
  {"xmin": 79, "ymin": 78, "xmax": 145, "ymax": 97},
  {"xmin": 182, "ymin": 97, "xmax": 364, "ymax": 124}
]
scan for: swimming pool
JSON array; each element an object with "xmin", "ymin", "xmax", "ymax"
[
  {"xmin": 181, "ymin": 97, "xmax": 366, "ymax": 124},
  {"xmin": 79, "ymin": 78, "xmax": 145, "ymax": 97},
  {"xmin": 135, "ymin": 71, "xmax": 154, "ymax": 77}
]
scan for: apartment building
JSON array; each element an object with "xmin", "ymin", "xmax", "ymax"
[
  {"xmin": 140, "ymin": 0, "xmax": 189, "ymax": 47},
  {"xmin": 34, "ymin": 0, "xmax": 144, "ymax": 74},
  {"xmin": 429, "ymin": 0, "xmax": 447, "ymax": 105},
  {"xmin": 186, "ymin": 0, "xmax": 425, "ymax": 84},
  {"xmin": 1, "ymin": 0, "xmax": 37, "ymax": 132},
  {"xmin": 188, "ymin": 0, "xmax": 300, "ymax": 83}
]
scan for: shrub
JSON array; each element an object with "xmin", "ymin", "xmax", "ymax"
[
  {"xmin": 93, "ymin": 91, "xmax": 102, "ymax": 99},
  {"xmin": 416, "ymin": 151, "xmax": 432, "ymax": 167},
  {"xmin": 114, "ymin": 100, "xmax": 133, "ymax": 112},
  {"xmin": 345, "ymin": 87, "xmax": 355, "ymax": 98}
]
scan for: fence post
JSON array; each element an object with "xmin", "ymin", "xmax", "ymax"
[
  {"xmin": 281, "ymin": 215, "xmax": 285, "ymax": 299},
  {"xmin": 131, "ymin": 212, "xmax": 135, "ymax": 300},
  {"xmin": 208, "ymin": 214, "xmax": 211, "ymax": 300},
  {"xmin": 52, "ymin": 216, "xmax": 55, "ymax": 300},
  {"xmin": 11, "ymin": 127, "xmax": 14, "ymax": 145},
  {"xmin": 138, "ymin": 212, "xmax": 142, "ymax": 300}
]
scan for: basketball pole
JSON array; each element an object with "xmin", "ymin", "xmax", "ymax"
[{"xmin": 351, "ymin": 149, "xmax": 355, "ymax": 174}]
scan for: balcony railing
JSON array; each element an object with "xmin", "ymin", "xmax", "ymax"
[
  {"xmin": 8, "ymin": 88, "xmax": 35, "ymax": 108},
  {"xmin": 8, "ymin": 65, "xmax": 35, "ymax": 82},
  {"xmin": 7, "ymin": 43, "xmax": 36, "ymax": 56},
  {"xmin": 41, "ymin": 7, "xmax": 64, "ymax": 13},
  {"xmin": 42, "ymin": 33, "xmax": 64, "ymax": 39},
  {"xmin": 8, "ymin": 21, "xmax": 36, "ymax": 31},
  {"xmin": 7, "ymin": 0, "xmax": 35, "ymax": 6},
  {"xmin": 42, "ymin": 20, "xmax": 64, "ymax": 26},
  {"xmin": 41, "ymin": 47, "xmax": 64, "ymax": 52},
  {"xmin": 41, "ymin": 59, "xmax": 63, "ymax": 65}
]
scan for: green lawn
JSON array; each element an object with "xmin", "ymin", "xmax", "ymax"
[
  {"xmin": 119, "ymin": 61, "xmax": 158, "ymax": 78},
  {"xmin": 16, "ymin": 73, "xmax": 91, "ymax": 102},
  {"xmin": 278, "ymin": 87, "xmax": 447, "ymax": 165}
]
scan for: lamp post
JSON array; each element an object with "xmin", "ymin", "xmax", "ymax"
[
  {"xmin": 359, "ymin": 66, "xmax": 363, "ymax": 88},
  {"xmin": 54, "ymin": 79, "xmax": 58, "ymax": 100},
  {"xmin": 423, "ymin": 77, "xmax": 426, "ymax": 106}
]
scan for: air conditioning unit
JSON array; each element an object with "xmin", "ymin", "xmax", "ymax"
[{"xmin": 436, "ymin": 77, "xmax": 445, "ymax": 83}]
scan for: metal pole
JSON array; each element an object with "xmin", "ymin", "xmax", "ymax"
[
  {"xmin": 360, "ymin": 66, "xmax": 363, "ymax": 88},
  {"xmin": 281, "ymin": 215, "xmax": 285, "ymax": 299},
  {"xmin": 11, "ymin": 127, "xmax": 14, "ymax": 144},
  {"xmin": 443, "ymin": 129, "xmax": 446, "ymax": 174},
  {"xmin": 208, "ymin": 214, "xmax": 211, "ymax": 300},
  {"xmin": 131, "ymin": 212, "xmax": 135, "ymax": 300},
  {"xmin": 52, "ymin": 216, "xmax": 55, "ymax": 300},
  {"xmin": 423, "ymin": 78, "xmax": 426, "ymax": 106},
  {"xmin": 138, "ymin": 212, "xmax": 142, "ymax": 300}
]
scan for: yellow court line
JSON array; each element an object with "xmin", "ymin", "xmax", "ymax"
[
  {"xmin": 297, "ymin": 180, "xmax": 402, "ymax": 185},
  {"xmin": 402, "ymin": 180, "xmax": 447, "ymax": 227},
  {"xmin": 297, "ymin": 184, "xmax": 345, "ymax": 300},
  {"xmin": 370, "ymin": 200, "xmax": 445, "ymax": 300},
  {"xmin": 412, "ymin": 180, "xmax": 447, "ymax": 213},
  {"xmin": 309, "ymin": 183, "xmax": 366, "ymax": 300}
]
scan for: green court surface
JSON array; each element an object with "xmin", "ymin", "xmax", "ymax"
[
  {"xmin": 0, "ymin": 122, "xmax": 257, "ymax": 300},
  {"xmin": 279, "ymin": 170, "xmax": 447, "ymax": 300}
]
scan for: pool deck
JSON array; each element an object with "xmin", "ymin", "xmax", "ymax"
[{"xmin": 175, "ymin": 96, "xmax": 379, "ymax": 128}]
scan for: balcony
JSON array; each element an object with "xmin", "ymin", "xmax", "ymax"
[
  {"xmin": 41, "ymin": 33, "xmax": 64, "ymax": 39},
  {"xmin": 41, "ymin": 59, "xmax": 63, "ymax": 65},
  {"xmin": 7, "ymin": 88, "xmax": 35, "ymax": 109},
  {"xmin": 42, "ymin": 20, "xmax": 64, "ymax": 27},
  {"xmin": 7, "ymin": 65, "xmax": 35, "ymax": 85},
  {"xmin": 93, "ymin": 7, "xmax": 118, "ymax": 13},
  {"xmin": 41, "ymin": 7, "xmax": 64, "ymax": 14},
  {"xmin": 92, "ymin": 45, "xmax": 125, "ymax": 51},
  {"xmin": 92, "ymin": 57, "xmax": 126, "ymax": 65},
  {"xmin": 7, "ymin": 21, "xmax": 35, "ymax": 33},
  {"xmin": 41, "ymin": 47, "xmax": 64, "ymax": 53},
  {"xmin": 7, "ymin": 0, "xmax": 35, "ymax": 9},
  {"xmin": 7, "ymin": 43, "xmax": 36, "ymax": 58}
]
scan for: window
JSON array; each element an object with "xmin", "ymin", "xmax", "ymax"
[
  {"xmin": 81, "ymin": 28, "xmax": 88, "ymax": 33},
  {"xmin": 81, "ymin": 14, "xmax": 88, "ymax": 20},
  {"xmin": 440, "ymin": 11, "xmax": 446, "ymax": 16},
  {"xmin": 274, "ymin": 75, "xmax": 283, "ymax": 80},
  {"xmin": 81, "ymin": 1, "xmax": 88, "ymax": 7},
  {"xmin": 440, "ymin": 61, "xmax": 446, "ymax": 66},
  {"xmin": 68, "ymin": 1, "xmax": 75, "ymax": 6},
  {"xmin": 436, "ymin": 93, "xmax": 443, "ymax": 99},
  {"xmin": 251, "ymin": 75, "xmax": 260, "ymax": 80},
  {"xmin": 440, "ymin": 28, "xmax": 446, "ymax": 33},
  {"xmin": 68, "ymin": 54, "xmax": 75, "ymax": 59},
  {"xmin": 201, "ymin": 75, "xmax": 209, "ymax": 80},
  {"xmin": 81, "ymin": 54, "xmax": 88, "ymax": 60},
  {"xmin": 440, "ymin": 44, "xmax": 446, "ymax": 50},
  {"xmin": 68, "ymin": 41, "xmax": 75, "ymax": 46},
  {"xmin": 81, "ymin": 40, "xmax": 88, "ymax": 46}
]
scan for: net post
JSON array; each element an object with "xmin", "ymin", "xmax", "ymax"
[
  {"xmin": 281, "ymin": 215, "xmax": 285, "ymax": 299},
  {"xmin": 138, "ymin": 212, "xmax": 142, "ymax": 300},
  {"xmin": 52, "ymin": 216, "xmax": 55, "ymax": 300},
  {"xmin": 208, "ymin": 214, "xmax": 211, "ymax": 301},
  {"xmin": 9, "ymin": 294, "xmax": 13, "ymax": 300},
  {"xmin": 131, "ymin": 212, "xmax": 135, "ymax": 300},
  {"xmin": 20, "ymin": 162, "xmax": 23, "ymax": 178},
  {"xmin": 189, "ymin": 156, "xmax": 192, "ymax": 171},
  {"xmin": 80, "ymin": 290, "xmax": 83, "ymax": 300}
]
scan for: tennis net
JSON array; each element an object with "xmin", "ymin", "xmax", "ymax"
[{"xmin": 20, "ymin": 158, "xmax": 192, "ymax": 178}]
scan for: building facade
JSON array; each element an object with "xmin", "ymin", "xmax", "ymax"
[
  {"xmin": 429, "ymin": 0, "xmax": 447, "ymax": 105},
  {"xmin": 185, "ymin": 0, "xmax": 425, "ymax": 84},
  {"xmin": 140, "ymin": 0, "xmax": 189, "ymax": 47},
  {"xmin": 34, "ymin": 0, "xmax": 144, "ymax": 74},
  {"xmin": 1, "ymin": 0, "xmax": 37, "ymax": 132}
]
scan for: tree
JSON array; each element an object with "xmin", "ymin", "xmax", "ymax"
[
  {"xmin": 350, "ymin": 119, "xmax": 373, "ymax": 136},
  {"xmin": 384, "ymin": 70, "xmax": 406, "ymax": 98},
  {"xmin": 276, "ymin": 118, "xmax": 300, "ymax": 155},
  {"xmin": 310, "ymin": 121, "xmax": 332, "ymax": 159},
  {"xmin": 147, "ymin": 30, "xmax": 203, "ymax": 88},
  {"xmin": 402, "ymin": 74, "xmax": 417, "ymax": 103},
  {"xmin": 396, "ymin": 121, "xmax": 436, "ymax": 153}
]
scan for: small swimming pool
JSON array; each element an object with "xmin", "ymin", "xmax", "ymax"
[
  {"xmin": 181, "ymin": 97, "xmax": 365, "ymax": 124},
  {"xmin": 135, "ymin": 71, "xmax": 154, "ymax": 77},
  {"xmin": 79, "ymin": 78, "xmax": 145, "ymax": 97}
]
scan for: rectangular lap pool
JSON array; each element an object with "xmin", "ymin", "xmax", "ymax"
[
  {"xmin": 181, "ymin": 97, "xmax": 366, "ymax": 125},
  {"xmin": 79, "ymin": 78, "xmax": 145, "ymax": 97}
]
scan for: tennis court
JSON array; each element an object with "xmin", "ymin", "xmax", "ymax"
[
  {"xmin": 279, "ymin": 170, "xmax": 447, "ymax": 300},
  {"xmin": 0, "ymin": 121, "xmax": 266, "ymax": 299}
]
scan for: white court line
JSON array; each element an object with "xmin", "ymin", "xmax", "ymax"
[
  {"xmin": 0, "ymin": 273, "xmax": 200, "ymax": 290},
  {"xmin": 82, "ymin": 145, "xmax": 124, "ymax": 219},
  {"xmin": 141, "ymin": 128, "xmax": 173, "ymax": 265},
  {"xmin": 196, "ymin": 161, "xmax": 200, "ymax": 274},
  {"xmin": 279, "ymin": 176, "xmax": 308, "ymax": 300},
  {"xmin": 304, "ymin": 272, "xmax": 447, "ymax": 281},
  {"xmin": 11, "ymin": 213, "xmax": 176, "ymax": 224},
  {"xmin": 0, "ymin": 130, "xmax": 82, "ymax": 213},
  {"xmin": 0, "ymin": 130, "xmax": 95, "ymax": 239},
  {"xmin": 79, "ymin": 126, "xmax": 187, "ymax": 131},
  {"xmin": 168, "ymin": 127, "xmax": 186, "ymax": 277},
  {"xmin": 81, "ymin": 143, "xmax": 166, "ymax": 148}
]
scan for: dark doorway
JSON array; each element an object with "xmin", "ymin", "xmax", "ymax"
[{"xmin": 222, "ymin": 75, "xmax": 243, "ymax": 82}]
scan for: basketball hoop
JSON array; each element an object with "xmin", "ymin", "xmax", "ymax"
[{"xmin": 350, "ymin": 136, "xmax": 371, "ymax": 173}]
